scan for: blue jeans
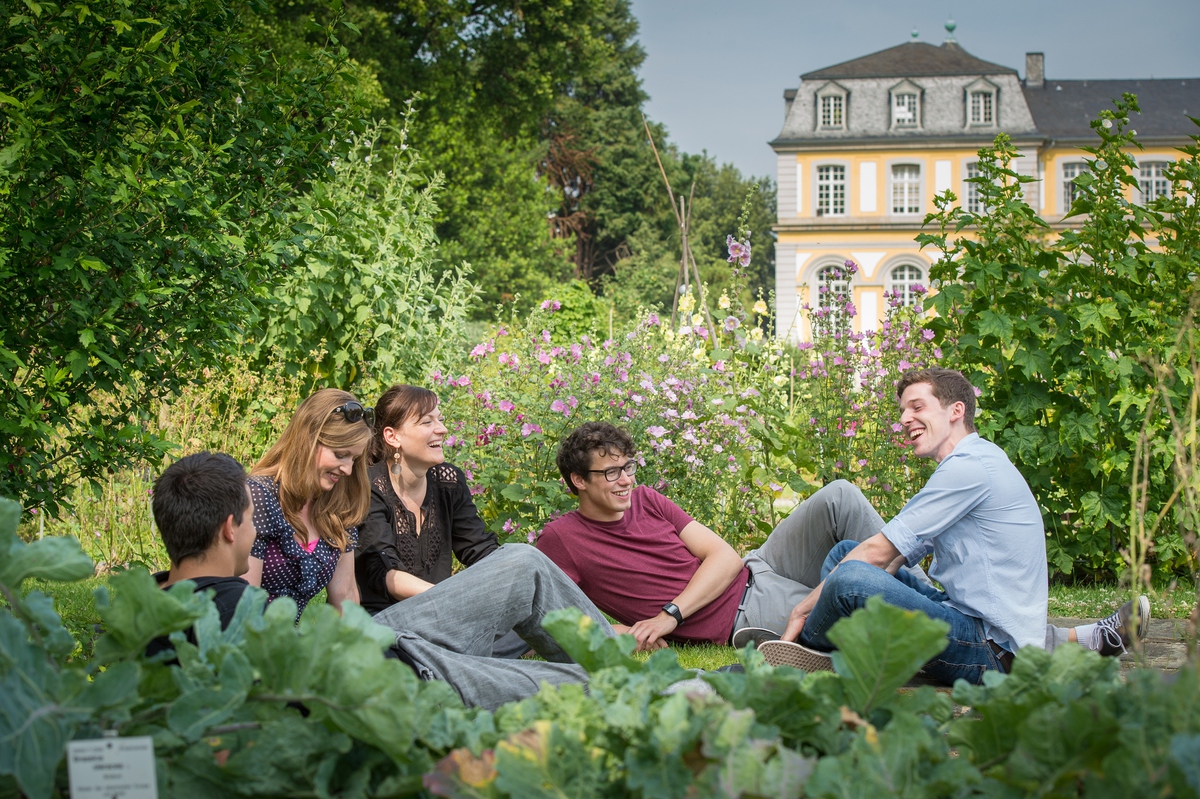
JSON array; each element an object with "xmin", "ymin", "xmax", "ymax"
[{"xmin": 799, "ymin": 540, "xmax": 1007, "ymax": 685}]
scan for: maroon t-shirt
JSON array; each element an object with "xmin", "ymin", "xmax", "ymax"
[{"xmin": 537, "ymin": 486, "xmax": 749, "ymax": 645}]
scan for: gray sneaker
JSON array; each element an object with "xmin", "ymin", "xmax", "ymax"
[
  {"xmin": 758, "ymin": 640, "xmax": 835, "ymax": 673},
  {"xmin": 731, "ymin": 626, "xmax": 781, "ymax": 650},
  {"xmin": 1094, "ymin": 596, "xmax": 1151, "ymax": 657}
]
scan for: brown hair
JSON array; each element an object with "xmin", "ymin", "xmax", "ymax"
[
  {"xmin": 896, "ymin": 368, "xmax": 977, "ymax": 433},
  {"xmin": 556, "ymin": 422, "xmax": 636, "ymax": 494},
  {"xmin": 252, "ymin": 388, "xmax": 373, "ymax": 550},
  {"xmin": 372, "ymin": 384, "xmax": 440, "ymax": 463}
]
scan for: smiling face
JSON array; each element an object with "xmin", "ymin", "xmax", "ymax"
[
  {"xmin": 899, "ymin": 381, "xmax": 967, "ymax": 463},
  {"xmin": 314, "ymin": 440, "xmax": 368, "ymax": 492},
  {"xmin": 572, "ymin": 450, "xmax": 636, "ymax": 522},
  {"xmin": 384, "ymin": 404, "xmax": 447, "ymax": 473}
]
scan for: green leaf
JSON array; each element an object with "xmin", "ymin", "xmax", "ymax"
[
  {"xmin": 825, "ymin": 596, "xmax": 949, "ymax": 715},
  {"xmin": 540, "ymin": 607, "xmax": 640, "ymax": 673},
  {"xmin": 976, "ymin": 310, "xmax": 1014, "ymax": 341},
  {"xmin": 93, "ymin": 569, "xmax": 210, "ymax": 661},
  {"xmin": 0, "ymin": 509, "xmax": 94, "ymax": 590}
]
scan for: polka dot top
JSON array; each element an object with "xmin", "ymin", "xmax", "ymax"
[{"xmin": 248, "ymin": 475, "xmax": 358, "ymax": 618}]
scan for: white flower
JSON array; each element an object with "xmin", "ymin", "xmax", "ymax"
[
  {"xmin": 753, "ymin": 299, "xmax": 768, "ymax": 315},
  {"xmin": 749, "ymin": 327, "xmax": 764, "ymax": 341},
  {"xmin": 718, "ymin": 294, "xmax": 731, "ymax": 310},
  {"xmin": 691, "ymin": 313, "xmax": 703, "ymax": 326},
  {"xmin": 772, "ymin": 374, "xmax": 788, "ymax": 386}
]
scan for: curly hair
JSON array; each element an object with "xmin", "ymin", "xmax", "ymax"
[{"xmin": 556, "ymin": 422, "xmax": 635, "ymax": 494}]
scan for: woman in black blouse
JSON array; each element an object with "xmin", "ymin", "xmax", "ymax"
[{"xmin": 356, "ymin": 384, "xmax": 528, "ymax": 657}]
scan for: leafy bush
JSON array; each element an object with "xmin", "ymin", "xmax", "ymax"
[
  {"xmin": 436, "ymin": 285, "xmax": 804, "ymax": 548},
  {"xmin": 4, "ymin": 495, "xmax": 1198, "ymax": 798},
  {"xmin": 790, "ymin": 261, "xmax": 940, "ymax": 518},
  {"xmin": 920, "ymin": 99, "xmax": 1200, "ymax": 577},
  {"xmin": 0, "ymin": 0, "xmax": 372, "ymax": 514},
  {"xmin": 249, "ymin": 120, "xmax": 479, "ymax": 394}
]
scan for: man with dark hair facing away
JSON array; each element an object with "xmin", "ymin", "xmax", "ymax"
[{"xmin": 537, "ymin": 369, "xmax": 1148, "ymax": 684}]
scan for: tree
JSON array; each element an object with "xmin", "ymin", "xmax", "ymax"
[{"xmin": 0, "ymin": 0, "xmax": 372, "ymax": 512}]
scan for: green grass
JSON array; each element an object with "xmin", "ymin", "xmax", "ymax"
[{"xmin": 1048, "ymin": 580, "xmax": 1197, "ymax": 621}]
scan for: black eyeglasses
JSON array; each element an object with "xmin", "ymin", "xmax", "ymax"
[
  {"xmin": 331, "ymin": 401, "xmax": 375, "ymax": 428},
  {"xmin": 588, "ymin": 460, "xmax": 638, "ymax": 482}
]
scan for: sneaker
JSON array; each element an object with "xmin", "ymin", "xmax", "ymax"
[
  {"xmin": 715, "ymin": 663, "xmax": 745, "ymax": 674},
  {"xmin": 731, "ymin": 626, "xmax": 781, "ymax": 650},
  {"xmin": 1093, "ymin": 596, "xmax": 1151, "ymax": 657},
  {"xmin": 757, "ymin": 640, "xmax": 835, "ymax": 673}
]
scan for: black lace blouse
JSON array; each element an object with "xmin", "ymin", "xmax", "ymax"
[{"xmin": 355, "ymin": 461, "xmax": 498, "ymax": 615}]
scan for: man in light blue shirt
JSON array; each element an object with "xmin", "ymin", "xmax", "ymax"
[{"xmin": 775, "ymin": 368, "xmax": 1047, "ymax": 684}]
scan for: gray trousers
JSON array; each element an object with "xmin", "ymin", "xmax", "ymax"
[
  {"xmin": 735, "ymin": 480, "xmax": 1070, "ymax": 650},
  {"xmin": 371, "ymin": 544, "xmax": 611, "ymax": 710}
]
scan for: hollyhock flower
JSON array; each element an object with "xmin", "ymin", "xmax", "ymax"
[
  {"xmin": 502, "ymin": 518, "xmax": 520, "ymax": 534},
  {"xmin": 723, "ymin": 316, "xmax": 740, "ymax": 332},
  {"xmin": 718, "ymin": 294, "xmax": 731, "ymax": 310},
  {"xmin": 921, "ymin": 328, "xmax": 935, "ymax": 341},
  {"xmin": 892, "ymin": 422, "xmax": 904, "ymax": 433},
  {"xmin": 469, "ymin": 342, "xmax": 490, "ymax": 358},
  {"xmin": 753, "ymin": 299, "xmax": 768, "ymax": 315},
  {"xmin": 537, "ymin": 351, "xmax": 551, "ymax": 365},
  {"xmin": 647, "ymin": 425, "xmax": 667, "ymax": 438},
  {"xmin": 550, "ymin": 400, "xmax": 570, "ymax": 416},
  {"xmin": 498, "ymin": 399, "xmax": 516, "ymax": 413},
  {"xmin": 541, "ymin": 330, "xmax": 552, "ymax": 344},
  {"xmin": 647, "ymin": 313, "xmax": 660, "ymax": 326},
  {"xmin": 521, "ymin": 422, "xmax": 543, "ymax": 437}
]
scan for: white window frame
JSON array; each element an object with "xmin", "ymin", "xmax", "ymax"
[
  {"xmin": 963, "ymin": 78, "xmax": 999, "ymax": 129},
  {"xmin": 890, "ymin": 163, "xmax": 922, "ymax": 215},
  {"xmin": 1062, "ymin": 161, "xmax": 1090, "ymax": 213},
  {"xmin": 815, "ymin": 164, "xmax": 848, "ymax": 217},
  {"xmin": 812, "ymin": 263, "xmax": 852, "ymax": 337},
  {"xmin": 887, "ymin": 264, "xmax": 925, "ymax": 308},
  {"xmin": 1138, "ymin": 160, "xmax": 1172, "ymax": 204},
  {"xmin": 965, "ymin": 161, "xmax": 985, "ymax": 214},
  {"xmin": 889, "ymin": 79, "xmax": 923, "ymax": 131},
  {"xmin": 816, "ymin": 82, "xmax": 848, "ymax": 130}
]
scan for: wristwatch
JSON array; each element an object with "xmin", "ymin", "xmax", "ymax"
[{"xmin": 662, "ymin": 602, "xmax": 684, "ymax": 626}]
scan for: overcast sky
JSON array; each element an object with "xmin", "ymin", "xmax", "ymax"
[{"xmin": 629, "ymin": 0, "xmax": 1200, "ymax": 179}]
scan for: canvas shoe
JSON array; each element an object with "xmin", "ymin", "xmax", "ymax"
[
  {"xmin": 1093, "ymin": 595, "xmax": 1151, "ymax": 657},
  {"xmin": 731, "ymin": 626, "xmax": 781, "ymax": 650},
  {"xmin": 757, "ymin": 640, "xmax": 835, "ymax": 673}
]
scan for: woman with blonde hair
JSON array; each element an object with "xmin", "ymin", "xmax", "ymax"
[{"xmin": 245, "ymin": 388, "xmax": 375, "ymax": 616}]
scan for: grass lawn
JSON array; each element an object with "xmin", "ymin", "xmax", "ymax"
[{"xmin": 18, "ymin": 574, "xmax": 1196, "ymax": 673}]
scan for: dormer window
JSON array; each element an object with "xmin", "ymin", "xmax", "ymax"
[
  {"xmin": 964, "ymin": 78, "xmax": 998, "ymax": 128},
  {"xmin": 889, "ymin": 80, "xmax": 923, "ymax": 130},
  {"xmin": 816, "ymin": 82, "xmax": 848, "ymax": 130}
]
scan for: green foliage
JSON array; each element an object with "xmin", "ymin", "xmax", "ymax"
[
  {"xmin": 249, "ymin": 121, "xmax": 479, "ymax": 394},
  {"xmin": 3, "ymin": 522, "xmax": 1199, "ymax": 798},
  {"xmin": 919, "ymin": 99, "xmax": 1200, "ymax": 576},
  {"xmin": 0, "ymin": 0, "xmax": 370, "ymax": 514}
]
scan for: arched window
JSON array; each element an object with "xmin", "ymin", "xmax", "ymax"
[
  {"xmin": 812, "ymin": 264, "xmax": 852, "ymax": 336},
  {"xmin": 887, "ymin": 264, "xmax": 924, "ymax": 308}
]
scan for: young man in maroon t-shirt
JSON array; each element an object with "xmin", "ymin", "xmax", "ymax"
[{"xmin": 536, "ymin": 421, "xmax": 1145, "ymax": 659}]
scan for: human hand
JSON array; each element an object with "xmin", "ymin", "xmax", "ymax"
[
  {"xmin": 627, "ymin": 613, "xmax": 677, "ymax": 651},
  {"xmin": 782, "ymin": 608, "xmax": 808, "ymax": 643}
]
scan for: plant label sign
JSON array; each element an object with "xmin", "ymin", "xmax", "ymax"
[{"xmin": 67, "ymin": 736, "xmax": 158, "ymax": 799}]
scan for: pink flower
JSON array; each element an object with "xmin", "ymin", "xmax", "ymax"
[
  {"xmin": 921, "ymin": 329, "xmax": 935, "ymax": 341},
  {"xmin": 470, "ymin": 342, "xmax": 490, "ymax": 358},
  {"xmin": 646, "ymin": 425, "xmax": 668, "ymax": 438},
  {"xmin": 498, "ymin": 399, "xmax": 516, "ymax": 413},
  {"xmin": 551, "ymin": 400, "xmax": 570, "ymax": 417},
  {"xmin": 892, "ymin": 423, "xmax": 904, "ymax": 433},
  {"xmin": 537, "ymin": 351, "xmax": 551, "ymax": 365},
  {"xmin": 502, "ymin": 518, "xmax": 520, "ymax": 534},
  {"xmin": 726, "ymin": 235, "xmax": 752, "ymax": 267},
  {"xmin": 521, "ymin": 422, "xmax": 543, "ymax": 437}
]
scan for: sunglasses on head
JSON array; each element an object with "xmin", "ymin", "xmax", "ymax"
[{"xmin": 331, "ymin": 401, "xmax": 375, "ymax": 428}]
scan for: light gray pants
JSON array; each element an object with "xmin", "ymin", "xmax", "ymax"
[
  {"xmin": 371, "ymin": 544, "xmax": 611, "ymax": 710},
  {"xmin": 734, "ymin": 480, "xmax": 1071, "ymax": 650}
]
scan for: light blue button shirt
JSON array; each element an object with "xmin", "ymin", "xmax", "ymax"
[{"xmin": 881, "ymin": 433, "xmax": 1047, "ymax": 651}]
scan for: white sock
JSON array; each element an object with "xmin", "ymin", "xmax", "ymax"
[{"xmin": 1074, "ymin": 623, "xmax": 1099, "ymax": 649}]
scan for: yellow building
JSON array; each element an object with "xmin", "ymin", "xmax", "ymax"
[{"xmin": 771, "ymin": 26, "xmax": 1199, "ymax": 341}]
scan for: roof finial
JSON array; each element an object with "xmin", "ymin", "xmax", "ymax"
[
  {"xmin": 911, "ymin": 27, "xmax": 919, "ymax": 41},
  {"xmin": 944, "ymin": 17, "xmax": 957, "ymax": 42}
]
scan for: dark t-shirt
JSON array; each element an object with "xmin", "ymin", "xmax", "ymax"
[
  {"xmin": 356, "ymin": 461, "xmax": 497, "ymax": 615},
  {"xmin": 145, "ymin": 572, "xmax": 249, "ymax": 658},
  {"xmin": 536, "ymin": 486, "xmax": 749, "ymax": 645}
]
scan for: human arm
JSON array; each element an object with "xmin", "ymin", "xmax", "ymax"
[
  {"xmin": 359, "ymin": 475, "xmax": 436, "ymax": 601},
  {"xmin": 244, "ymin": 556, "xmax": 263, "ymax": 587},
  {"xmin": 446, "ymin": 467, "xmax": 499, "ymax": 567},
  {"xmin": 326, "ymin": 550, "xmax": 360, "ymax": 612},
  {"xmin": 626, "ymin": 520, "xmax": 746, "ymax": 651},
  {"xmin": 781, "ymin": 532, "xmax": 902, "ymax": 641}
]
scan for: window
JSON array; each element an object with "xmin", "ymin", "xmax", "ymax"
[
  {"xmin": 1139, "ymin": 161, "xmax": 1172, "ymax": 203},
  {"xmin": 891, "ymin": 164, "xmax": 921, "ymax": 214},
  {"xmin": 965, "ymin": 161, "xmax": 985, "ymax": 214},
  {"xmin": 1062, "ymin": 162, "xmax": 1090, "ymax": 209},
  {"xmin": 888, "ymin": 264, "xmax": 925, "ymax": 308},
  {"xmin": 820, "ymin": 94, "xmax": 844, "ymax": 128},
  {"xmin": 893, "ymin": 93, "xmax": 919, "ymax": 128},
  {"xmin": 813, "ymin": 265, "xmax": 851, "ymax": 336},
  {"xmin": 969, "ymin": 90, "xmax": 994, "ymax": 125},
  {"xmin": 816, "ymin": 165, "xmax": 846, "ymax": 216}
]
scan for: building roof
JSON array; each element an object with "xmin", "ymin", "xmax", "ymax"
[
  {"xmin": 801, "ymin": 41, "xmax": 1016, "ymax": 81},
  {"xmin": 1022, "ymin": 79, "xmax": 1200, "ymax": 139}
]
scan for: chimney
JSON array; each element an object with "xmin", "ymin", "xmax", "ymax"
[{"xmin": 1026, "ymin": 53, "xmax": 1044, "ymax": 88}]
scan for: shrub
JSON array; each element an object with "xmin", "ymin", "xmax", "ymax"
[
  {"xmin": 0, "ymin": 0, "xmax": 371, "ymax": 514},
  {"xmin": 791, "ymin": 260, "xmax": 941, "ymax": 518},
  {"xmin": 919, "ymin": 99, "xmax": 1199, "ymax": 577}
]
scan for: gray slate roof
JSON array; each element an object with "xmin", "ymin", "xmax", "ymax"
[
  {"xmin": 801, "ymin": 41, "xmax": 1015, "ymax": 80},
  {"xmin": 1022, "ymin": 79, "xmax": 1200, "ymax": 139}
]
